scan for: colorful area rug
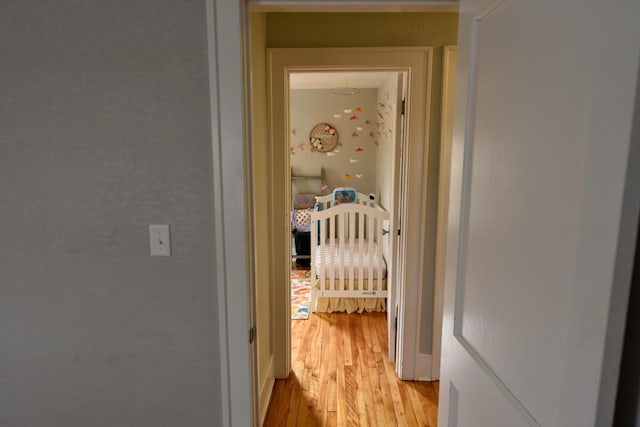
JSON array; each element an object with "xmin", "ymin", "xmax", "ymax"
[{"xmin": 291, "ymin": 270, "xmax": 311, "ymax": 320}]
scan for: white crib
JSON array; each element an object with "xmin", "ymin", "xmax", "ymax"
[{"xmin": 310, "ymin": 192, "xmax": 389, "ymax": 313}]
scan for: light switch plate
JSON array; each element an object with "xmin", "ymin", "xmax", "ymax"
[{"xmin": 149, "ymin": 224, "xmax": 171, "ymax": 256}]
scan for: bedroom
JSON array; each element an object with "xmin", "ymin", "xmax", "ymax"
[
  {"xmin": 288, "ymin": 70, "xmax": 400, "ymax": 303},
  {"xmin": 289, "ymin": 70, "xmax": 401, "ymax": 313}
]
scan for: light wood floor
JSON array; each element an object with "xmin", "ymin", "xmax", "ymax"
[{"xmin": 263, "ymin": 312, "xmax": 439, "ymax": 426}]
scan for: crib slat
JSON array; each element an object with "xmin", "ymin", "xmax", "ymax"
[
  {"xmin": 319, "ymin": 217, "xmax": 325, "ymax": 294},
  {"xmin": 368, "ymin": 216, "xmax": 374, "ymax": 293},
  {"xmin": 376, "ymin": 216, "xmax": 383, "ymax": 292},
  {"xmin": 310, "ymin": 211, "xmax": 317, "ymax": 312},
  {"xmin": 349, "ymin": 211, "xmax": 356, "ymax": 291},
  {"xmin": 339, "ymin": 210, "xmax": 345, "ymax": 292},
  {"xmin": 329, "ymin": 214, "xmax": 336, "ymax": 291},
  {"xmin": 358, "ymin": 211, "xmax": 364, "ymax": 292}
]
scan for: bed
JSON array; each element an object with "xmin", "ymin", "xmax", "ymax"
[
  {"xmin": 291, "ymin": 195, "xmax": 315, "ymax": 266},
  {"xmin": 310, "ymin": 189, "xmax": 389, "ymax": 313},
  {"xmin": 291, "ymin": 170, "xmax": 326, "ymax": 266}
]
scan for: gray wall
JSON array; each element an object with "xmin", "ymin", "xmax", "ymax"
[
  {"xmin": 0, "ymin": 1, "xmax": 222, "ymax": 426},
  {"xmin": 290, "ymin": 89, "xmax": 378, "ymax": 195}
]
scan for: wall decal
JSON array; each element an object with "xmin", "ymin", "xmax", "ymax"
[
  {"xmin": 349, "ymin": 158, "xmax": 358, "ymax": 163},
  {"xmin": 356, "ymin": 126, "xmax": 363, "ymax": 131},
  {"xmin": 349, "ymin": 115, "xmax": 358, "ymax": 121},
  {"xmin": 291, "ymin": 129, "xmax": 297, "ymax": 135},
  {"xmin": 343, "ymin": 174, "xmax": 352, "ymax": 179},
  {"xmin": 352, "ymin": 132, "xmax": 359, "ymax": 137},
  {"xmin": 355, "ymin": 147, "xmax": 364, "ymax": 152},
  {"xmin": 326, "ymin": 152, "xmax": 336, "ymax": 157},
  {"xmin": 290, "ymin": 147, "xmax": 296, "ymax": 155},
  {"xmin": 343, "ymin": 108, "xmax": 352, "ymax": 113},
  {"xmin": 365, "ymin": 120, "xmax": 371, "ymax": 124},
  {"xmin": 355, "ymin": 174, "xmax": 363, "ymax": 179},
  {"xmin": 333, "ymin": 113, "xmax": 343, "ymax": 118},
  {"xmin": 355, "ymin": 107, "xmax": 363, "ymax": 112},
  {"xmin": 376, "ymin": 91, "xmax": 394, "ymax": 146},
  {"xmin": 298, "ymin": 143, "xmax": 305, "ymax": 151}
]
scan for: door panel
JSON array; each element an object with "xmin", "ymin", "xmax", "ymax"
[
  {"xmin": 387, "ymin": 72, "xmax": 404, "ymax": 362},
  {"xmin": 440, "ymin": 0, "xmax": 640, "ymax": 426}
]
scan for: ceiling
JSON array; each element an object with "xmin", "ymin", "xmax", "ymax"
[{"xmin": 289, "ymin": 71, "xmax": 395, "ymax": 90}]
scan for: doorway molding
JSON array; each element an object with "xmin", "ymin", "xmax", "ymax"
[
  {"xmin": 267, "ymin": 47, "xmax": 433, "ymax": 380},
  {"xmin": 430, "ymin": 45, "xmax": 457, "ymax": 380},
  {"xmin": 249, "ymin": 0, "xmax": 459, "ymax": 13}
]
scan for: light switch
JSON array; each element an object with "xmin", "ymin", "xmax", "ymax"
[{"xmin": 149, "ymin": 224, "xmax": 171, "ymax": 256}]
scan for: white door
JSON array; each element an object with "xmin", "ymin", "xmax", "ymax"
[
  {"xmin": 387, "ymin": 72, "xmax": 405, "ymax": 363},
  {"xmin": 439, "ymin": 1, "xmax": 640, "ymax": 426}
]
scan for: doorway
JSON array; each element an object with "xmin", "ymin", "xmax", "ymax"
[
  {"xmin": 288, "ymin": 68, "xmax": 406, "ymax": 357},
  {"xmin": 266, "ymin": 47, "xmax": 433, "ymax": 384}
]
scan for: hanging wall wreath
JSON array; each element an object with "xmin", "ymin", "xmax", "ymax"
[{"xmin": 309, "ymin": 123, "xmax": 339, "ymax": 152}]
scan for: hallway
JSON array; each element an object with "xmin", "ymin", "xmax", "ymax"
[{"xmin": 263, "ymin": 312, "xmax": 439, "ymax": 426}]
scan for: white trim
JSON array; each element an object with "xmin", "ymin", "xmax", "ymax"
[
  {"xmin": 404, "ymin": 45, "xmax": 434, "ymax": 381},
  {"xmin": 415, "ymin": 353, "xmax": 433, "ymax": 381},
  {"xmin": 208, "ymin": 0, "xmax": 257, "ymax": 425},
  {"xmin": 258, "ymin": 355, "xmax": 275, "ymax": 426},
  {"xmin": 268, "ymin": 47, "xmax": 432, "ymax": 381},
  {"xmin": 432, "ymin": 45, "xmax": 457, "ymax": 381},
  {"xmin": 249, "ymin": 0, "xmax": 458, "ymax": 12}
]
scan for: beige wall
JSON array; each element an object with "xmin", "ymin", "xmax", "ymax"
[
  {"xmin": 266, "ymin": 13, "xmax": 458, "ymax": 48},
  {"xmin": 290, "ymin": 88, "xmax": 378, "ymax": 195}
]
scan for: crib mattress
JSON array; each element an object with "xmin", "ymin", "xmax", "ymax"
[{"xmin": 313, "ymin": 240, "xmax": 386, "ymax": 279}]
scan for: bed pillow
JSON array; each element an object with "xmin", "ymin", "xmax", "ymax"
[
  {"xmin": 292, "ymin": 208, "xmax": 314, "ymax": 232},
  {"xmin": 292, "ymin": 194, "xmax": 316, "ymax": 209}
]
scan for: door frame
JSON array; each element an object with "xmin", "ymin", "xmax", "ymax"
[
  {"xmin": 267, "ymin": 47, "xmax": 433, "ymax": 379},
  {"xmin": 207, "ymin": 0, "xmax": 258, "ymax": 426},
  {"xmin": 431, "ymin": 45, "xmax": 457, "ymax": 380}
]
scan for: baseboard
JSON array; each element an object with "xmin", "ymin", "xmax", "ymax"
[
  {"xmin": 259, "ymin": 355, "xmax": 275, "ymax": 426},
  {"xmin": 415, "ymin": 353, "xmax": 433, "ymax": 381}
]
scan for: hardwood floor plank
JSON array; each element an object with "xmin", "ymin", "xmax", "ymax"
[
  {"xmin": 286, "ymin": 353, "xmax": 305, "ymax": 425},
  {"xmin": 375, "ymin": 360, "xmax": 397, "ymax": 427},
  {"xmin": 263, "ymin": 312, "xmax": 440, "ymax": 427},
  {"xmin": 335, "ymin": 314, "xmax": 347, "ymax": 427},
  {"xmin": 397, "ymin": 379, "xmax": 421, "ymax": 426},
  {"xmin": 358, "ymin": 317, "xmax": 378, "ymax": 427},
  {"xmin": 348, "ymin": 314, "xmax": 369, "ymax": 426},
  {"xmin": 342, "ymin": 314, "xmax": 353, "ymax": 366},
  {"xmin": 408, "ymin": 382, "xmax": 430, "ymax": 426},
  {"xmin": 344, "ymin": 365, "xmax": 361, "ymax": 426},
  {"xmin": 415, "ymin": 381, "xmax": 439, "ymax": 427},
  {"xmin": 300, "ymin": 316, "xmax": 321, "ymax": 426},
  {"xmin": 263, "ymin": 379, "xmax": 292, "ymax": 426},
  {"xmin": 315, "ymin": 314, "xmax": 332, "ymax": 424},
  {"xmin": 325, "ymin": 315, "xmax": 338, "ymax": 413},
  {"xmin": 325, "ymin": 412, "xmax": 337, "ymax": 427}
]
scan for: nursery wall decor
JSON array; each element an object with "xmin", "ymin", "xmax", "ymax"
[{"xmin": 309, "ymin": 122, "xmax": 339, "ymax": 152}]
